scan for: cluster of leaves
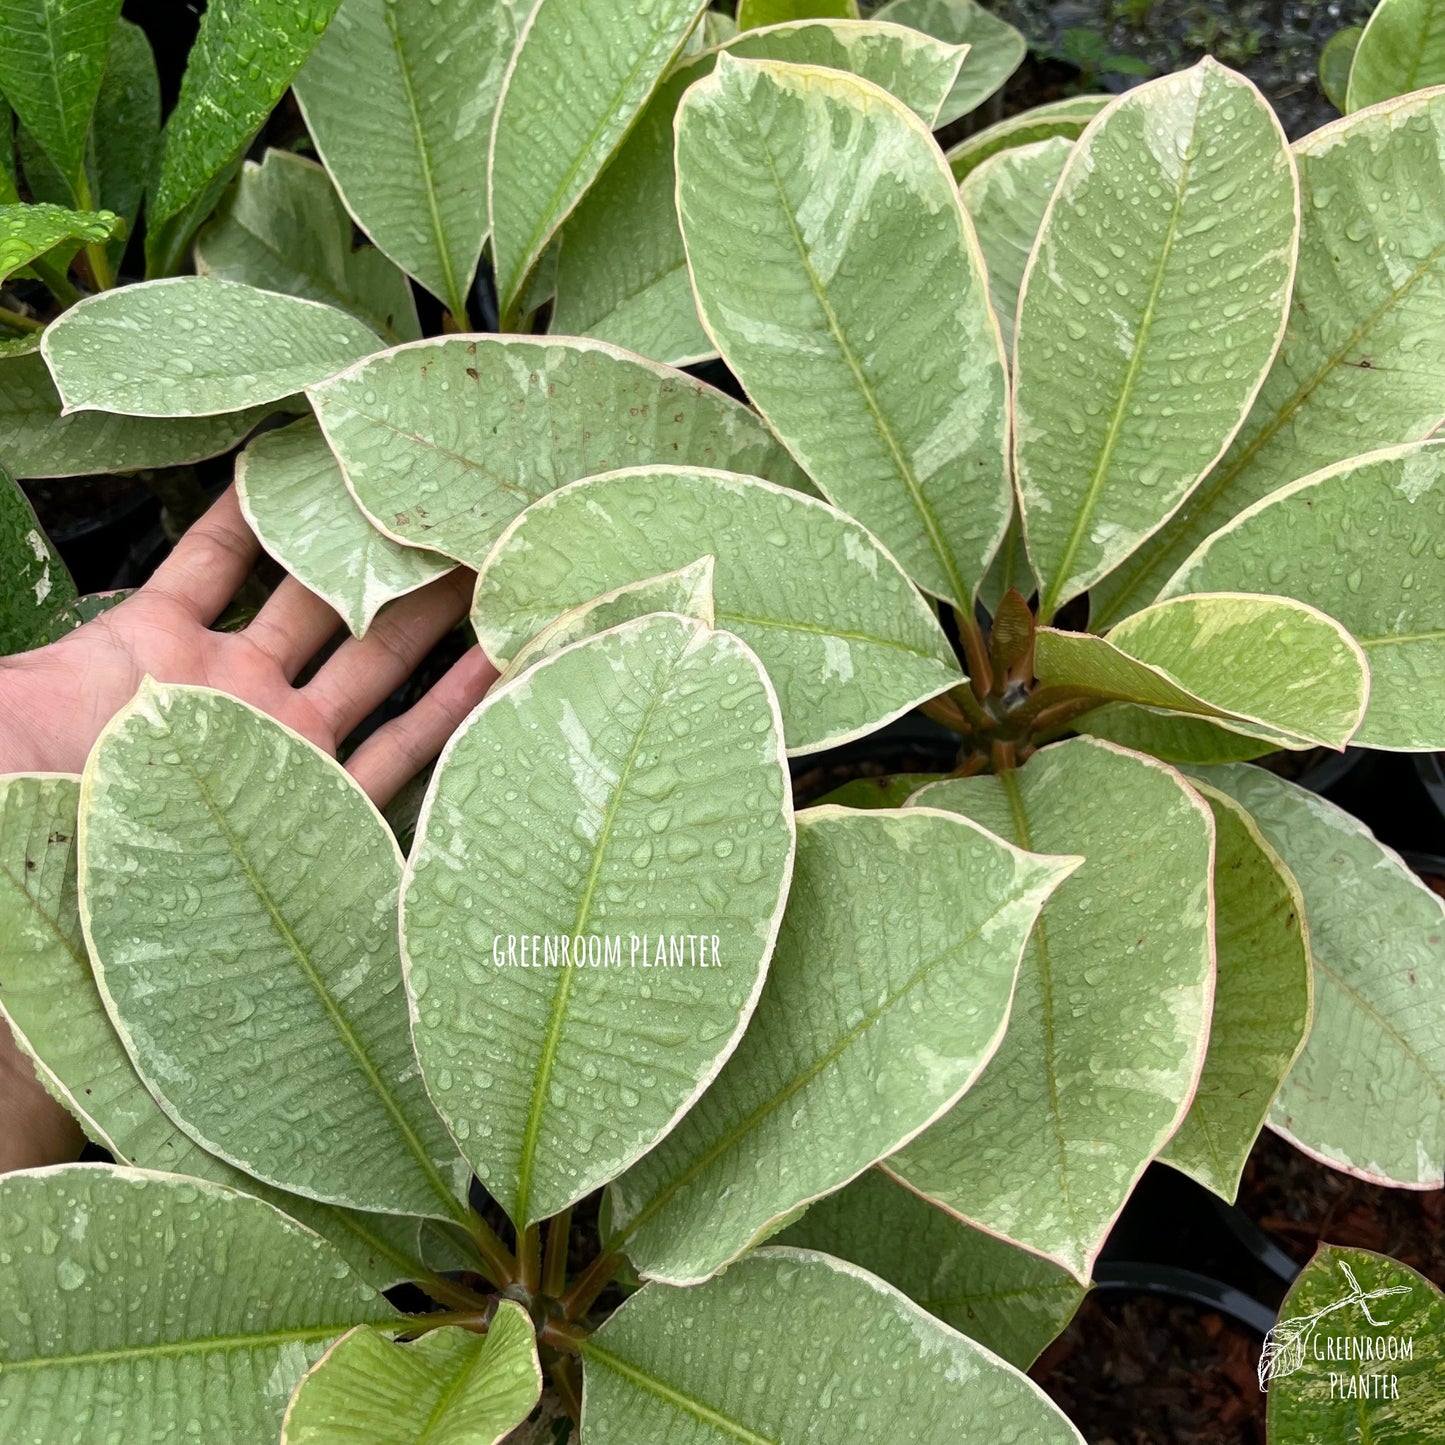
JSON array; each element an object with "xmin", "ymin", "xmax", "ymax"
[
  {"xmin": 2, "ymin": 1, "xmax": 1445, "ymax": 1442},
  {"xmin": 1320, "ymin": 0, "xmax": 1445, "ymax": 112}
]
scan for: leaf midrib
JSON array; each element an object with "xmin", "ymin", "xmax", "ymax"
[
  {"xmin": 1038, "ymin": 94, "xmax": 1201, "ymax": 621},
  {"xmin": 162, "ymin": 721, "xmax": 464, "ymax": 1225},
  {"xmin": 613, "ymin": 894, "xmax": 1030, "ymax": 1248},
  {"xmin": 579, "ymin": 1341, "xmax": 777, "ymax": 1444},
  {"xmin": 744, "ymin": 97, "xmax": 970, "ymax": 608},
  {"xmin": 717, "ymin": 606, "xmax": 953, "ymax": 665},
  {"xmin": 511, "ymin": 645, "xmax": 680, "ymax": 1225},
  {"xmin": 414, "ymin": 1338, "xmax": 484, "ymax": 1444}
]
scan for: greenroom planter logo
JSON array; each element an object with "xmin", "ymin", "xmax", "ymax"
[{"xmin": 1259, "ymin": 1261, "xmax": 1415, "ymax": 1401}]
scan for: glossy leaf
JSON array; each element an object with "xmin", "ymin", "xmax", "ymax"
[
  {"xmin": 293, "ymin": 0, "xmax": 514, "ymax": 322},
  {"xmin": 0, "ymin": 201, "xmax": 120, "ymax": 285},
  {"xmin": 472, "ymin": 467, "xmax": 963, "ymax": 754},
  {"xmin": 79, "ymin": 682, "xmax": 468, "ymax": 1220},
  {"xmin": 960, "ymin": 136, "xmax": 1071, "ymax": 356},
  {"xmin": 739, "ymin": 0, "xmax": 857, "ymax": 28},
  {"xmin": 1014, "ymin": 60, "xmax": 1297, "ymax": 620},
  {"xmin": 307, "ymin": 335, "xmax": 811, "ymax": 565},
  {"xmin": 0, "ymin": 776, "xmax": 444, "ymax": 1291},
  {"xmin": 1265, "ymin": 1246, "xmax": 1445, "ymax": 1442},
  {"xmin": 1091, "ymin": 88, "xmax": 1445, "ymax": 625},
  {"xmin": 873, "ymin": 0, "xmax": 1026, "ymax": 124},
  {"xmin": 1348, "ymin": 0, "xmax": 1445, "ymax": 110},
  {"xmin": 488, "ymin": 0, "xmax": 706, "ymax": 318},
  {"xmin": 42, "ymin": 276, "xmax": 379, "ymax": 417},
  {"xmin": 1162, "ymin": 442, "xmax": 1445, "ymax": 750},
  {"xmin": 888, "ymin": 738, "xmax": 1215, "ymax": 1279},
  {"xmin": 677, "ymin": 56, "xmax": 1010, "ymax": 608},
  {"xmin": 580, "ymin": 1248, "xmax": 1085, "ymax": 1443},
  {"xmin": 553, "ymin": 18, "xmax": 972, "ymax": 365},
  {"xmin": 1035, "ymin": 593, "xmax": 1370, "ymax": 750},
  {"xmin": 402, "ymin": 615, "xmax": 794, "ymax": 1228},
  {"xmin": 1191, "ymin": 764, "xmax": 1445, "ymax": 1189},
  {"xmin": 195, "ymin": 149, "xmax": 420, "ymax": 344},
  {"xmin": 236, "ymin": 417, "xmax": 451, "ymax": 639},
  {"xmin": 145, "ymin": 0, "xmax": 344, "ymax": 275},
  {"xmin": 608, "ymin": 806, "xmax": 1077, "ymax": 1285},
  {"xmin": 946, "ymin": 94, "xmax": 1111, "ymax": 180},
  {"xmin": 1319, "ymin": 25, "xmax": 1363, "ymax": 110},
  {"xmin": 0, "ymin": 344, "xmax": 266, "ymax": 478},
  {"xmin": 0, "ymin": 466, "xmax": 75, "ymax": 653},
  {"xmin": 281, "ymin": 1306, "xmax": 541, "ymax": 1445},
  {"xmin": 1159, "ymin": 784, "xmax": 1312, "ymax": 1200},
  {"xmin": 776, "ymin": 1168, "xmax": 1088, "ymax": 1369},
  {"xmin": 0, "ymin": 1166, "xmax": 398, "ymax": 1445},
  {"xmin": 1078, "ymin": 705, "xmax": 1277, "ymax": 765},
  {"xmin": 504, "ymin": 557, "xmax": 716, "ymax": 678},
  {"xmin": 0, "ymin": 0, "xmax": 122, "ymax": 191}
]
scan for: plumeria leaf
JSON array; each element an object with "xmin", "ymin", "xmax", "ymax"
[
  {"xmin": 1162, "ymin": 441, "xmax": 1445, "ymax": 750},
  {"xmin": 608, "ymin": 805, "xmax": 1078, "ymax": 1285},
  {"xmin": 79, "ymin": 683, "xmax": 469, "ymax": 1220},
  {"xmin": 1078, "ymin": 705, "xmax": 1278, "ymax": 765},
  {"xmin": 42, "ymin": 277, "xmax": 379, "ymax": 417},
  {"xmin": 1159, "ymin": 783, "xmax": 1312, "ymax": 1200},
  {"xmin": 307, "ymin": 335, "xmax": 812, "ymax": 566},
  {"xmin": 738, "ymin": 0, "xmax": 858, "ymax": 28},
  {"xmin": 293, "ymin": 0, "xmax": 515, "ymax": 322},
  {"xmin": 236, "ymin": 418, "xmax": 451, "ymax": 639},
  {"xmin": 677, "ymin": 56, "xmax": 1010, "ymax": 608},
  {"xmin": 888, "ymin": 738, "xmax": 1215, "ymax": 1279},
  {"xmin": 195, "ymin": 149, "xmax": 421, "ymax": 344},
  {"xmin": 471, "ymin": 466, "xmax": 964, "ymax": 755},
  {"xmin": 777, "ymin": 1168, "xmax": 1088, "ymax": 1369},
  {"xmin": 0, "ymin": 201, "xmax": 120, "ymax": 285},
  {"xmin": 872, "ymin": 0, "xmax": 1026, "ymax": 124},
  {"xmin": 1190, "ymin": 763, "xmax": 1445, "ymax": 1189},
  {"xmin": 0, "ymin": 465, "xmax": 76, "ymax": 653},
  {"xmin": 579, "ymin": 1248, "xmax": 1085, "ymax": 1443},
  {"xmin": 1092, "ymin": 87, "xmax": 1445, "ymax": 625},
  {"xmin": 946, "ymin": 94, "xmax": 1110, "ymax": 180},
  {"xmin": 401, "ymin": 615, "xmax": 795, "ymax": 1227},
  {"xmin": 1319, "ymin": 26, "xmax": 1363, "ymax": 110},
  {"xmin": 1347, "ymin": 0, "xmax": 1445, "ymax": 111}
]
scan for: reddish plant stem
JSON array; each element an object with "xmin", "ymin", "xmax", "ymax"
[
  {"xmin": 519, "ymin": 1223, "xmax": 542, "ymax": 1294},
  {"xmin": 542, "ymin": 1206, "xmax": 572, "ymax": 1299},
  {"xmin": 561, "ymin": 1251, "xmax": 624, "ymax": 1321}
]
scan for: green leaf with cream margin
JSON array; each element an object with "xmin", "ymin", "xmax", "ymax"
[
  {"xmin": 872, "ymin": 0, "xmax": 1027, "ymax": 125},
  {"xmin": 1346, "ymin": 0, "xmax": 1445, "ymax": 111},
  {"xmin": 1091, "ymin": 86, "xmax": 1445, "ymax": 626},
  {"xmin": 580, "ymin": 1248, "xmax": 1085, "ymax": 1444},
  {"xmin": 738, "ymin": 0, "xmax": 858, "ymax": 28},
  {"xmin": 306, "ymin": 335, "xmax": 813, "ymax": 566},
  {"xmin": 401, "ymin": 615, "xmax": 795, "ymax": 1228},
  {"xmin": 237, "ymin": 418, "xmax": 451, "ymax": 639},
  {"xmin": 887, "ymin": 738, "xmax": 1215, "ymax": 1280},
  {"xmin": 0, "ymin": 342, "xmax": 267, "ymax": 479},
  {"xmin": 42, "ymin": 277, "xmax": 380, "ymax": 418},
  {"xmin": 1, "ymin": 465, "xmax": 76, "ymax": 653},
  {"xmin": 0, "ymin": 1166, "xmax": 398, "ymax": 1444},
  {"xmin": 1192, "ymin": 763, "xmax": 1445, "ymax": 1189},
  {"xmin": 293, "ymin": 0, "xmax": 516, "ymax": 323},
  {"xmin": 777, "ymin": 1168, "xmax": 1087, "ymax": 1369},
  {"xmin": 960, "ymin": 137, "xmax": 1072, "ymax": 357},
  {"xmin": 1158, "ymin": 783, "xmax": 1312, "ymax": 1201},
  {"xmin": 1034, "ymin": 593, "xmax": 1369, "ymax": 751},
  {"xmin": 1078, "ymin": 705, "xmax": 1277, "ymax": 767},
  {"xmin": 194, "ymin": 149, "xmax": 421, "ymax": 344},
  {"xmin": 1161, "ymin": 441, "xmax": 1445, "ymax": 751},
  {"xmin": 0, "ymin": 774, "xmax": 467, "ymax": 1291},
  {"xmin": 502, "ymin": 557, "xmax": 716, "ymax": 679},
  {"xmin": 78, "ymin": 683, "xmax": 469, "ymax": 1221},
  {"xmin": 471, "ymin": 467, "xmax": 963, "ymax": 755},
  {"xmin": 677, "ymin": 56, "xmax": 1011, "ymax": 610},
  {"xmin": 488, "ymin": 0, "xmax": 706, "ymax": 320},
  {"xmin": 281, "ymin": 1305, "xmax": 541, "ymax": 1445},
  {"xmin": 552, "ymin": 18, "xmax": 972, "ymax": 366},
  {"xmin": 0, "ymin": 202, "xmax": 121, "ymax": 285},
  {"xmin": 946, "ymin": 95, "xmax": 1111, "ymax": 181},
  {"xmin": 607, "ymin": 805, "xmax": 1079, "ymax": 1285},
  {"xmin": 1012, "ymin": 59, "xmax": 1298, "ymax": 621},
  {"xmin": 1265, "ymin": 1246, "xmax": 1445, "ymax": 1444}
]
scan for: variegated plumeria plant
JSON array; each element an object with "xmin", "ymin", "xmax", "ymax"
[{"xmin": 3, "ymin": 2, "xmax": 1445, "ymax": 1444}]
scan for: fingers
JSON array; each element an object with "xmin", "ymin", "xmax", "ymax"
[
  {"xmin": 244, "ymin": 577, "xmax": 343, "ymax": 682},
  {"xmin": 302, "ymin": 567, "xmax": 475, "ymax": 743},
  {"xmin": 144, "ymin": 487, "xmax": 260, "ymax": 625},
  {"xmin": 345, "ymin": 645, "xmax": 499, "ymax": 805}
]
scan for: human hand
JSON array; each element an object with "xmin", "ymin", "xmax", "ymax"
[
  {"xmin": 0, "ymin": 486, "xmax": 498, "ymax": 1174},
  {"xmin": 0, "ymin": 486, "xmax": 498, "ymax": 802}
]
